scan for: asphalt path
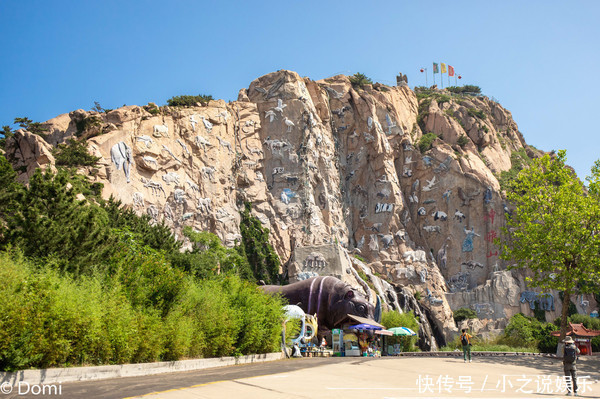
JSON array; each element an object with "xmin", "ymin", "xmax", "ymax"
[{"xmin": 5, "ymin": 355, "xmax": 600, "ymax": 398}]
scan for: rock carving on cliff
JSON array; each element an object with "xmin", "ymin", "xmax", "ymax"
[{"xmin": 9, "ymin": 69, "xmax": 597, "ymax": 350}]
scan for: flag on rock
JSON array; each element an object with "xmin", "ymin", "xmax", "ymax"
[
  {"xmin": 441, "ymin": 63, "xmax": 447, "ymax": 74},
  {"xmin": 448, "ymin": 65, "xmax": 455, "ymax": 77},
  {"xmin": 433, "ymin": 63, "xmax": 439, "ymax": 73}
]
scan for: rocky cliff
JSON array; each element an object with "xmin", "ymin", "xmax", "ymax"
[{"xmin": 6, "ymin": 70, "xmax": 597, "ymax": 349}]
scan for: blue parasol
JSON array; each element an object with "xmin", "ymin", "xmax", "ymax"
[{"xmin": 349, "ymin": 323, "xmax": 382, "ymax": 331}]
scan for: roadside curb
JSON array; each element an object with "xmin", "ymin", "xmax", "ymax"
[{"xmin": 0, "ymin": 352, "xmax": 284, "ymax": 386}]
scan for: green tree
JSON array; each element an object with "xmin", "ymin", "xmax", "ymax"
[
  {"xmin": 349, "ymin": 72, "xmax": 373, "ymax": 89},
  {"xmin": 13, "ymin": 117, "xmax": 48, "ymax": 135},
  {"xmin": 239, "ymin": 202, "xmax": 281, "ymax": 284},
  {"xmin": 166, "ymin": 94, "xmax": 213, "ymax": 107},
  {"xmin": 0, "ymin": 126, "xmax": 13, "ymax": 149},
  {"xmin": 498, "ymin": 150, "xmax": 600, "ymax": 340},
  {"xmin": 53, "ymin": 139, "xmax": 101, "ymax": 167},
  {"xmin": 170, "ymin": 227, "xmax": 253, "ymax": 280},
  {"xmin": 1, "ymin": 168, "xmax": 114, "ymax": 274}
]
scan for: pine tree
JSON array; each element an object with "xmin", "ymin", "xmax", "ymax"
[{"xmin": 239, "ymin": 203, "xmax": 281, "ymax": 284}]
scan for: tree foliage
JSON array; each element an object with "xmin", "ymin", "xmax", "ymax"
[
  {"xmin": 349, "ymin": 72, "xmax": 373, "ymax": 89},
  {"xmin": 14, "ymin": 117, "xmax": 48, "ymax": 135},
  {"xmin": 240, "ymin": 203, "xmax": 281, "ymax": 284},
  {"xmin": 166, "ymin": 94, "xmax": 213, "ymax": 107},
  {"xmin": 498, "ymin": 150, "xmax": 600, "ymax": 337},
  {"xmin": 381, "ymin": 310, "xmax": 419, "ymax": 352},
  {"xmin": 453, "ymin": 307, "xmax": 477, "ymax": 323},
  {"xmin": 169, "ymin": 227, "xmax": 253, "ymax": 280},
  {"xmin": 53, "ymin": 139, "xmax": 101, "ymax": 167}
]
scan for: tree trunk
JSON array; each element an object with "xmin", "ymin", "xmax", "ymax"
[{"xmin": 560, "ymin": 288, "xmax": 571, "ymax": 341}]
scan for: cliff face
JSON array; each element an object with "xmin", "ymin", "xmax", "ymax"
[{"xmin": 8, "ymin": 70, "xmax": 595, "ymax": 348}]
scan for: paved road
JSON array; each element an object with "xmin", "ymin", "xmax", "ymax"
[{"xmin": 6, "ymin": 356, "xmax": 600, "ymax": 398}]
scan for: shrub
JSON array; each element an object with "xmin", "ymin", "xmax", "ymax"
[
  {"xmin": 453, "ymin": 307, "xmax": 477, "ymax": 323},
  {"xmin": 498, "ymin": 148, "xmax": 533, "ymax": 191},
  {"xmin": 501, "ymin": 313, "xmax": 558, "ymax": 353},
  {"xmin": 349, "ymin": 73, "xmax": 373, "ymax": 89},
  {"xmin": 167, "ymin": 94, "xmax": 213, "ymax": 107},
  {"xmin": 0, "ymin": 248, "xmax": 286, "ymax": 371},
  {"xmin": 457, "ymin": 134, "xmax": 469, "ymax": 148},
  {"xmin": 418, "ymin": 132, "xmax": 438, "ymax": 153},
  {"xmin": 447, "ymin": 85, "xmax": 482, "ymax": 95},
  {"xmin": 467, "ymin": 108, "xmax": 487, "ymax": 120},
  {"xmin": 53, "ymin": 139, "xmax": 101, "ymax": 167}
]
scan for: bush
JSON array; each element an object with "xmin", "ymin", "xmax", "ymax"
[
  {"xmin": 501, "ymin": 313, "xmax": 558, "ymax": 353},
  {"xmin": 0, "ymin": 247, "xmax": 286, "ymax": 371},
  {"xmin": 349, "ymin": 73, "xmax": 373, "ymax": 89},
  {"xmin": 447, "ymin": 85, "xmax": 482, "ymax": 95},
  {"xmin": 467, "ymin": 108, "xmax": 487, "ymax": 120},
  {"xmin": 167, "ymin": 94, "xmax": 213, "ymax": 107},
  {"xmin": 457, "ymin": 134, "xmax": 469, "ymax": 148},
  {"xmin": 418, "ymin": 132, "xmax": 438, "ymax": 153},
  {"xmin": 498, "ymin": 148, "xmax": 533, "ymax": 191},
  {"xmin": 453, "ymin": 307, "xmax": 477, "ymax": 323}
]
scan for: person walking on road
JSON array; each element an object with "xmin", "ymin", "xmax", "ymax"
[
  {"xmin": 562, "ymin": 336, "xmax": 580, "ymax": 396},
  {"xmin": 460, "ymin": 329, "xmax": 472, "ymax": 363}
]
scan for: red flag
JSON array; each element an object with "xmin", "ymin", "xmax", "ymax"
[{"xmin": 448, "ymin": 65, "xmax": 455, "ymax": 77}]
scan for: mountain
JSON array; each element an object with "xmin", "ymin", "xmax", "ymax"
[{"xmin": 5, "ymin": 70, "xmax": 596, "ymax": 349}]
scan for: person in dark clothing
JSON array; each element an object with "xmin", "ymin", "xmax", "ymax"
[{"xmin": 562, "ymin": 336, "xmax": 581, "ymax": 396}]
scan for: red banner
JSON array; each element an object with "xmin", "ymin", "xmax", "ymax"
[{"xmin": 448, "ymin": 65, "xmax": 455, "ymax": 77}]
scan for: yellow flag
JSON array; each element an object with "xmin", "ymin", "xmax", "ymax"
[{"xmin": 441, "ymin": 63, "xmax": 447, "ymax": 74}]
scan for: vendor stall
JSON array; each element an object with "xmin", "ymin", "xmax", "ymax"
[{"xmin": 551, "ymin": 322, "xmax": 600, "ymax": 355}]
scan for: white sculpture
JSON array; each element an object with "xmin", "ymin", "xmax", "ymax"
[
  {"xmin": 142, "ymin": 178, "xmax": 165, "ymax": 197},
  {"xmin": 161, "ymin": 145, "xmax": 181, "ymax": 163},
  {"xmin": 186, "ymin": 180, "xmax": 200, "ymax": 193},
  {"xmin": 423, "ymin": 176, "xmax": 438, "ymax": 191},
  {"xmin": 195, "ymin": 135, "xmax": 212, "ymax": 151},
  {"xmin": 110, "ymin": 142, "xmax": 133, "ymax": 183},
  {"xmin": 284, "ymin": 117, "xmax": 295, "ymax": 132},
  {"xmin": 197, "ymin": 197, "xmax": 212, "ymax": 214},
  {"xmin": 423, "ymin": 225, "xmax": 442, "ymax": 233},
  {"xmin": 153, "ymin": 124, "xmax": 169, "ymax": 138},
  {"xmin": 403, "ymin": 250, "xmax": 427, "ymax": 263},
  {"xmin": 174, "ymin": 189, "xmax": 185, "ymax": 203},
  {"xmin": 142, "ymin": 155, "xmax": 158, "ymax": 168},
  {"xmin": 202, "ymin": 116, "xmax": 213, "ymax": 133},
  {"xmin": 162, "ymin": 172, "xmax": 180, "ymax": 186},
  {"xmin": 133, "ymin": 192, "xmax": 144, "ymax": 208},
  {"xmin": 202, "ymin": 166, "xmax": 216, "ymax": 181},
  {"xmin": 273, "ymin": 98, "xmax": 287, "ymax": 113},
  {"xmin": 163, "ymin": 203, "xmax": 174, "ymax": 221},
  {"xmin": 216, "ymin": 137, "xmax": 233, "ymax": 154},
  {"xmin": 189, "ymin": 115, "xmax": 198, "ymax": 131},
  {"xmin": 265, "ymin": 109, "xmax": 277, "ymax": 123},
  {"xmin": 177, "ymin": 139, "xmax": 191, "ymax": 156},
  {"xmin": 135, "ymin": 135, "xmax": 153, "ymax": 148}
]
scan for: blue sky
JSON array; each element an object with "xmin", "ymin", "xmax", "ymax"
[{"xmin": 1, "ymin": 0, "xmax": 598, "ymax": 179}]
